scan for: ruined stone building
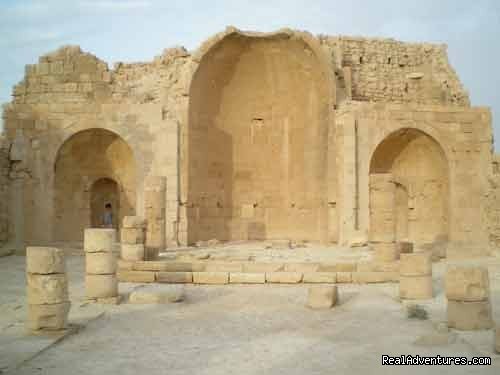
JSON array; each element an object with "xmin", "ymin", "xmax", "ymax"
[{"xmin": 1, "ymin": 27, "xmax": 498, "ymax": 258}]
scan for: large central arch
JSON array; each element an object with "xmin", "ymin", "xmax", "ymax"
[
  {"xmin": 53, "ymin": 128, "xmax": 137, "ymax": 241},
  {"xmin": 369, "ymin": 128, "xmax": 450, "ymax": 245},
  {"xmin": 186, "ymin": 30, "xmax": 332, "ymax": 244}
]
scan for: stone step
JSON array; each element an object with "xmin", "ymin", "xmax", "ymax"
[{"xmin": 117, "ymin": 269, "xmax": 399, "ymax": 285}]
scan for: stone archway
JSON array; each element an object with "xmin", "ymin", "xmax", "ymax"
[
  {"xmin": 186, "ymin": 32, "xmax": 332, "ymax": 244},
  {"xmin": 369, "ymin": 128, "xmax": 449, "ymax": 246},
  {"xmin": 53, "ymin": 129, "xmax": 136, "ymax": 241}
]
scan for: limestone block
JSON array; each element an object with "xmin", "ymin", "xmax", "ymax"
[
  {"xmin": 397, "ymin": 241, "xmax": 414, "ymax": 254},
  {"xmin": 116, "ymin": 270, "xmax": 155, "ymax": 283},
  {"xmin": 144, "ymin": 247, "xmax": 160, "ymax": 261},
  {"xmin": 369, "ymin": 212, "xmax": 396, "ymax": 242},
  {"xmin": 447, "ymin": 300, "xmax": 493, "ymax": 330},
  {"xmin": 84, "ymin": 228, "xmax": 116, "ymax": 253},
  {"xmin": 132, "ymin": 261, "xmax": 169, "ymax": 271},
  {"xmin": 156, "ymin": 272, "xmax": 193, "ymax": 283},
  {"xmin": 193, "ymin": 272, "xmax": 229, "ymax": 284},
  {"xmin": 399, "ymin": 275, "xmax": 433, "ymax": 300},
  {"xmin": 85, "ymin": 274, "xmax": 118, "ymax": 298},
  {"xmin": 356, "ymin": 261, "xmax": 400, "ymax": 273},
  {"xmin": 335, "ymin": 262, "xmax": 357, "ymax": 272},
  {"xmin": 495, "ymin": 327, "xmax": 500, "ymax": 353},
  {"xmin": 229, "ymin": 272, "xmax": 265, "ymax": 284},
  {"xmin": 283, "ymin": 263, "xmax": 319, "ymax": 273},
  {"xmin": 117, "ymin": 259, "xmax": 134, "ymax": 270},
  {"xmin": 372, "ymin": 242, "xmax": 399, "ymax": 263},
  {"xmin": 445, "ymin": 266, "xmax": 490, "ymax": 302},
  {"xmin": 27, "ymin": 302, "xmax": 70, "ymax": 331},
  {"xmin": 121, "ymin": 228, "xmax": 145, "ymax": 244},
  {"xmin": 352, "ymin": 272, "xmax": 399, "ymax": 283},
  {"xmin": 336, "ymin": 272, "xmax": 352, "ymax": 283},
  {"xmin": 265, "ymin": 272, "xmax": 303, "ymax": 283},
  {"xmin": 26, "ymin": 247, "xmax": 65, "ymax": 274},
  {"xmin": 122, "ymin": 216, "xmax": 146, "ymax": 229},
  {"xmin": 302, "ymin": 272, "xmax": 337, "ymax": 283},
  {"xmin": 400, "ymin": 252, "xmax": 432, "ymax": 276},
  {"xmin": 204, "ymin": 262, "xmax": 243, "ymax": 272},
  {"xmin": 242, "ymin": 262, "xmax": 284, "ymax": 273},
  {"xmin": 307, "ymin": 286, "xmax": 337, "ymax": 309},
  {"xmin": 27, "ymin": 274, "xmax": 69, "ymax": 305},
  {"xmin": 121, "ymin": 244, "xmax": 145, "ymax": 261},
  {"xmin": 86, "ymin": 252, "xmax": 117, "ymax": 275}
]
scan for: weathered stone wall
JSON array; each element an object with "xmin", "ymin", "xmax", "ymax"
[
  {"xmin": 484, "ymin": 154, "xmax": 500, "ymax": 248},
  {"xmin": 0, "ymin": 134, "xmax": 10, "ymax": 244},
  {"xmin": 320, "ymin": 36, "xmax": 469, "ymax": 106}
]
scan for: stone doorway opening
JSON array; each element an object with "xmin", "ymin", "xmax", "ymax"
[{"xmin": 90, "ymin": 177, "xmax": 120, "ymax": 228}]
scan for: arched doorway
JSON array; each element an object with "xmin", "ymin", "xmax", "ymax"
[
  {"xmin": 369, "ymin": 128, "xmax": 449, "ymax": 246},
  {"xmin": 53, "ymin": 129, "xmax": 136, "ymax": 241},
  {"xmin": 187, "ymin": 32, "xmax": 331, "ymax": 244},
  {"xmin": 90, "ymin": 178, "xmax": 120, "ymax": 228}
]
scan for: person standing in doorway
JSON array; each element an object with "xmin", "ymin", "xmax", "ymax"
[{"xmin": 102, "ymin": 203, "xmax": 113, "ymax": 228}]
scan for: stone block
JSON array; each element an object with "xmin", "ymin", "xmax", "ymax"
[
  {"xmin": 122, "ymin": 216, "xmax": 146, "ymax": 228},
  {"xmin": 283, "ymin": 263, "xmax": 319, "ymax": 273},
  {"xmin": 84, "ymin": 228, "xmax": 116, "ymax": 253},
  {"xmin": 116, "ymin": 270, "xmax": 155, "ymax": 283},
  {"xmin": 27, "ymin": 274, "xmax": 69, "ymax": 305},
  {"xmin": 447, "ymin": 300, "xmax": 493, "ymax": 330},
  {"xmin": 302, "ymin": 272, "xmax": 337, "ymax": 283},
  {"xmin": 193, "ymin": 272, "xmax": 229, "ymax": 284},
  {"xmin": 265, "ymin": 272, "xmax": 303, "ymax": 283},
  {"xmin": 27, "ymin": 302, "xmax": 70, "ymax": 331},
  {"xmin": 356, "ymin": 261, "xmax": 400, "ymax": 273},
  {"xmin": 121, "ymin": 244, "xmax": 145, "ymax": 261},
  {"xmin": 335, "ymin": 262, "xmax": 357, "ymax": 272},
  {"xmin": 156, "ymin": 272, "xmax": 193, "ymax": 283},
  {"xmin": 26, "ymin": 247, "xmax": 65, "ymax": 274},
  {"xmin": 229, "ymin": 272, "xmax": 265, "ymax": 284},
  {"xmin": 397, "ymin": 241, "xmax": 414, "ymax": 254},
  {"xmin": 336, "ymin": 272, "xmax": 352, "ymax": 283},
  {"xmin": 400, "ymin": 252, "xmax": 432, "ymax": 276},
  {"xmin": 242, "ymin": 262, "xmax": 284, "ymax": 273},
  {"xmin": 307, "ymin": 286, "xmax": 337, "ymax": 309},
  {"xmin": 121, "ymin": 227, "xmax": 145, "ymax": 244},
  {"xmin": 445, "ymin": 266, "xmax": 490, "ymax": 302},
  {"xmin": 117, "ymin": 259, "xmax": 134, "ymax": 270},
  {"xmin": 132, "ymin": 261, "xmax": 169, "ymax": 271},
  {"xmin": 85, "ymin": 274, "xmax": 118, "ymax": 298},
  {"xmin": 372, "ymin": 242, "xmax": 399, "ymax": 263},
  {"xmin": 204, "ymin": 262, "xmax": 243, "ymax": 272},
  {"xmin": 352, "ymin": 272, "xmax": 399, "ymax": 283},
  {"xmin": 86, "ymin": 252, "xmax": 117, "ymax": 275},
  {"xmin": 399, "ymin": 275, "xmax": 433, "ymax": 300}
]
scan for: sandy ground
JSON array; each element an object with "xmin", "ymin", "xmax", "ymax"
[{"xmin": 1, "ymin": 251, "xmax": 500, "ymax": 375}]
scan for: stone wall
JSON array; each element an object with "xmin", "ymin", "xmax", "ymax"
[
  {"xmin": 485, "ymin": 154, "xmax": 500, "ymax": 248},
  {"xmin": 319, "ymin": 36, "xmax": 469, "ymax": 106},
  {"xmin": 0, "ymin": 134, "xmax": 10, "ymax": 244}
]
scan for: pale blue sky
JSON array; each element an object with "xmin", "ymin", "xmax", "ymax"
[{"xmin": 1, "ymin": 0, "xmax": 499, "ymax": 147}]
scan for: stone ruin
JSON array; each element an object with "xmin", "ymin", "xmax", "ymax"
[{"xmin": 0, "ymin": 26, "xmax": 497, "ymax": 260}]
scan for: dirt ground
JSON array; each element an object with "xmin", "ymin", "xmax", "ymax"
[{"xmin": 1, "ymin": 250, "xmax": 500, "ymax": 375}]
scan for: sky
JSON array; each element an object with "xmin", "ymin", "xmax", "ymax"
[{"xmin": 0, "ymin": 0, "xmax": 499, "ymax": 148}]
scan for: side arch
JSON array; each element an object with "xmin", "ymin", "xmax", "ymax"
[
  {"xmin": 53, "ymin": 128, "xmax": 137, "ymax": 241},
  {"xmin": 369, "ymin": 127, "xmax": 450, "ymax": 245}
]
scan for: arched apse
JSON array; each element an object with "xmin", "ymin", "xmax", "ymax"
[
  {"xmin": 186, "ymin": 31, "xmax": 332, "ymax": 244},
  {"xmin": 369, "ymin": 128, "xmax": 449, "ymax": 245},
  {"xmin": 53, "ymin": 128, "xmax": 136, "ymax": 241}
]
